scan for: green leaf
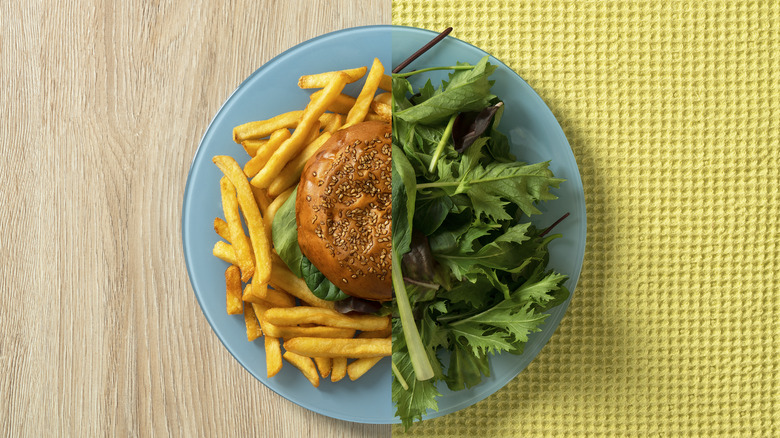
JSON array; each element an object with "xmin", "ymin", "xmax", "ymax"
[
  {"xmin": 271, "ymin": 187, "xmax": 303, "ymax": 276},
  {"xmin": 392, "ymin": 145, "xmax": 418, "ymax": 255},
  {"xmin": 449, "ymin": 324, "xmax": 513, "ymax": 356},
  {"xmin": 444, "ymin": 343, "xmax": 490, "ymax": 391},
  {"xmin": 440, "ymin": 277, "xmax": 494, "ymax": 308},
  {"xmin": 392, "ymin": 76, "xmax": 414, "ymax": 112},
  {"xmin": 463, "ymin": 160, "xmax": 564, "ymax": 219},
  {"xmin": 433, "ymin": 223, "xmax": 534, "ymax": 280},
  {"xmin": 456, "ymin": 301, "xmax": 549, "ymax": 345},
  {"xmin": 416, "ymin": 79, "xmax": 438, "ymax": 103},
  {"xmin": 413, "ymin": 194, "xmax": 453, "ymax": 235},
  {"xmin": 392, "ymin": 315, "xmax": 443, "ymax": 430},
  {"xmin": 299, "ymin": 255, "xmax": 348, "ymax": 301},
  {"xmin": 514, "ymin": 272, "xmax": 568, "ymax": 306},
  {"xmin": 395, "ymin": 57, "xmax": 497, "ymax": 125}
]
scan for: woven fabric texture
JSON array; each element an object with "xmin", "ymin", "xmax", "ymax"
[{"xmin": 392, "ymin": 1, "xmax": 779, "ymax": 436}]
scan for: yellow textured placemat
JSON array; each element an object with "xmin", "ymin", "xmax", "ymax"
[{"xmin": 392, "ymin": 1, "xmax": 779, "ymax": 436}]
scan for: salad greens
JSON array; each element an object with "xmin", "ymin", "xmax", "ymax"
[{"xmin": 391, "ymin": 56, "xmax": 570, "ymax": 428}]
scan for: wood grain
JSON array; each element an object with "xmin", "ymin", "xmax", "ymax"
[{"xmin": 0, "ymin": 1, "xmax": 390, "ymax": 436}]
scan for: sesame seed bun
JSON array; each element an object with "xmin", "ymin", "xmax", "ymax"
[{"xmin": 296, "ymin": 121, "xmax": 392, "ymax": 302}]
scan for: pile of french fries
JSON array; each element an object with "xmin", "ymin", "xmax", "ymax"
[{"xmin": 210, "ymin": 59, "xmax": 392, "ymax": 386}]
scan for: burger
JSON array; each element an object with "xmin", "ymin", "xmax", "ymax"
[{"xmin": 295, "ymin": 121, "xmax": 392, "ymax": 302}]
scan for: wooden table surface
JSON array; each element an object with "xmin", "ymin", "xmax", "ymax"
[{"xmin": 1, "ymin": 1, "xmax": 390, "ymax": 436}]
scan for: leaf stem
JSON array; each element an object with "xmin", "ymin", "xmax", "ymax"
[
  {"xmin": 428, "ymin": 114, "xmax": 457, "ymax": 174},
  {"xmin": 539, "ymin": 212, "xmax": 570, "ymax": 237},
  {"xmin": 393, "ymin": 65, "xmax": 475, "ymax": 78},
  {"xmin": 391, "ymin": 361, "xmax": 409, "ymax": 390},
  {"xmin": 392, "ymin": 27, "xmax": 453, "ymax": 73},
  {"xmin": 417, "ymin": 174, "xmax": 518, "ymax": 190},
  {"xmin": 392, "ymin": 250, "xmax": 435, "ymax": 381}
]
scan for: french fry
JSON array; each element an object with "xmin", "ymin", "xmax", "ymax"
[
  {"xmin": 243, "ymin": 128, "xmax": 291, "ymax": 178},
  {"xmin": 299, "ymin": 121, "xmax": 322, "ymax": 151},
  {"xmin": 267, "ymin": 132, "xmax": 332, "ymax": 197},
  {"xmin": 225, "ymin": 265, "xmax": 243, "ymax": 315},
  {"xmin": 298, "ymin": 66, "xmax": 367, "ymax": 88},
  {"xmin": 345, "ymin": 58, "xmax": 384, "ymax": 127},
  {"xmin": 358, "ymin": 327, "xmax": 392, "ymax": 338},
  {"xmin": 264, "ymin": 307, "xmax": 390, "ymax": 332},
  {"xmin": 313, "ymin": 357, "xmax": 332, "ymax": 378},
  {"xmin": 331, "ymin": 357, "xmax": 347, "ymax": 382},
  {"xmin": 252, "ymin": 186, "xmax": 271, "ymax": 210},
  {"xmin": 347, "ymin": 357, "xmax": 383, "ymax": 380},
  {"xmin": 213, "ymin": 156, "xmax": 272, "ymax": 284},
  {"xmin": 269, "ymin": 258, "xmax": 336, "ymax": 310},
  {"xmin": 213, "ymin": 241, "xmax": 237, "ymax": 265},
  {"xmin": 283, "ymin": 352, "xmax": 320, "ymax": 387},
  {"xmin": 242, "ymin": 138, "xmax": 268, "ymax": 157},
  {"xmin": 243, "ymin": 277, "xmax": 295, "ymax": 308},
  {"xmin": 233, "ymin": 111, "xmax": 303, "ymax": 143},
  {"xmin": 233, "ymin": 112, "xmax": 333, "ymax": 143},
  {"xmin": 309, "ymin": 90, "xmax": 356, "ymax": 114},
  {"xmin": 283, "ymin": 337, "xmax": 391, "ymax": 358},
  {"xmin": 253, "ymin": 186, "xmax": 273, "ymax": 244},
  {"xmin": 264, "ymin": 185, "xmax": 296, "ymax": 231},
  {"xmin": 241, "ymin": 277, "xmax": 265, "ymax": 303},
  {"xmin": 260, "ymin": 286, "xmax": 296, "ymax": 308},
  {"xmin": 259, "ymin": 320, "xmax": 355, "ymax": 339},
  {"xmin": 322, "ymin": 113, "xmax": 344, "ymax": 133},
  {"xmin": 243, "ymin": 301, "xmax": 262, "ymax": 341},
  {"xmin": 251, "ymin": 73, "xmax": 349, "ymax": 189},
  {"xmin": 220, "ymin": 177, "xmax": 255, "ymax": 282},
  {"xmin": 265, "ymin": 336, "xmax": 283, "ymax": 377},
  {"xmin": 246, "ymin": 124, "xmax": 319, "ymax": 190},
  {"xmin": 270, "ymin": 252, "xmax": 286, "ymax": 266},
  {"xmin": 373, "ymin": 92, "xmax": 391, "ymax": 106},
  {"xmin": 251, "ymin": 300, "xmax": 272, "ymax": 320},
  {"xmin": 369, "ymin": 101, "xmax": 391, "ymax": 122},
  {"xmin": 379, "ymin": 74, "xmax": 392, "ymax": 91},
  {"xmin": 213, "ymin": 217, "xmax": 231, "ymax": 242},
  {"xmin": 365, "ymin": 113, "xmax": 388, "ymax": 122}
]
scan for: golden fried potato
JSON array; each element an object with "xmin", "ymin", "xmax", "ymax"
[
  {"xmin": 213, "ymin": 217, "xmax": 230, "ymax": 242},
  {"xmin": 269, "ymin": 261, "xmax": 335, "ymax": 309},
  {"xmin": 283, "ymin": 352, "xmax": 319, "ymax": 387},
  {"xmin": 267, "ymin": 132, "xmax": 332, "ymax": 197},
  {"xmin": 264, "ymin": 307, "xmax": 389, "ymax": 331},
  {"xmin": 213, "ymin": 156, "xmax": 272, "ymax": 284},
  {"xmin": 220, "ymin": 177, "xmax": 254, "ymax": 282},
  {"xmin": 243, "ymin": 128, "xmax": 291, "ymax": 178},
  {"xmin": 298, "ymin": 66, "xmax": 367, "ymax": 88},
  {"xmin": 314, "ymin": 357, "xmax": 332, "ymax": 378},
  {"xmin": 265, "ymin": 336, "xmax": 283, "ymax": 377},
  {"xmin": 345, "ymin": 58, "xmax": 384, "ymax": 128},
  {"xmin": 259, "ymin": 320, "xmax": 355, "ymax": 339},
  {"xmin": 379, "ymin": 74, "xmax": 391, "ymax": 91},
  {"xmin": 243, "ymin": 303, "xmax": 262, "ymax": 341},
  {"xmin": 283, "ymin": 337, "xmax": 391, "ymax": 358},
  {"xmin": 331, "ymin": 357, "xmax": 347, "ymax": 382},
  {"xmin": 347, "ymin": 357, "xmax": 383, "ymax": 380},
  {"xmin": 225, "ymin": 265, "xmax": 243, "ymax": 315},
  {"xmin": 250, "ymin": 74, "xmax": 349, "ymax": 189},
  {"xmin": 213, "ymin": 241, "xmax": 237, "ymax": 265}
]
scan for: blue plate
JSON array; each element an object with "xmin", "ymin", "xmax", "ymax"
[
  {"xmin": 183, "ymin": 25, "xmax": 585, "ymax": 425},
  {"xmin": 182, "ymin": 26, "xmax": 394, "ymax": 424},
  {"xmin": 390, "ymin": 27, "xmax": 586, "ymax": 421}
]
